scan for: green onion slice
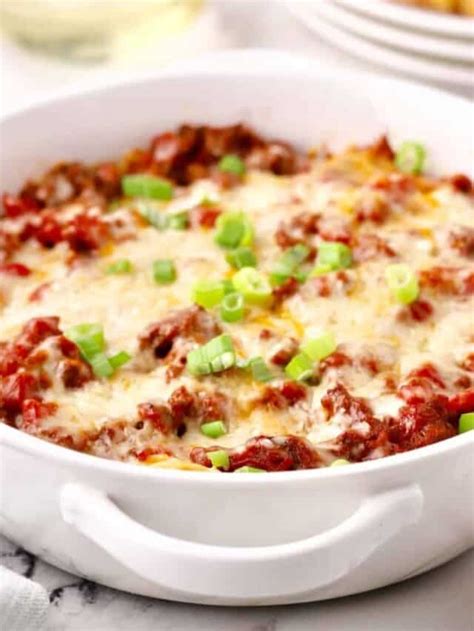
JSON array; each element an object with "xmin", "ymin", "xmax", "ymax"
[
  {"xmin": 220, "ymin": 292, "xmax": 245, "ymax": 323},
  {"xmin": 285, "ymin": 352, "xmax": 314, "ymax": 382},
  {"xmin": 301, "ymin": 331, "xmax": 336, "ymax": 361},
  {"xmin": 108, "ymin": 350, "xmax": 131, "ymax": 370},
  {"xmin": 248, "ymin": 356, "xmax": 273, "ymax": 382},
  {"xmin": 226, "ymin": 246, "xmax": 257, "ymax": 270},
  {"xmin": 137, "ymin": 203, "xmax": 169, "ymax": 230},
  {"xmin": 315, "ymin": 241, "xmax": 352, "ymax": 273},
  {"xmin": 270, "ymin": 244, "xmax": 310, "ymax": 286},
  {"xmin": 106, "ymin": 259, "xmax": 133, "ymax": 275},
  {"xmin": 234, "ymin": 466, "xmax": 266, "ymax": 473},
  {"xmin": 186, "ymin": 348, "xmax": 211, "ymax": 376},
  {"xmin": 122, "ymin": 174, "xmax": 174, "ymax": 200},
  {"xmin": 206, "ymin": 335, "xmax": 236, "ymax": 372},
  {"xmin": 200, "ymin": 421, "xmax": 227, "ymax": 439},
  {"xmin": 208, "ymin": 450, "xmax": 230, "ymax": 469},
  {"xmin": 187, "ymin": 334, "xmax": 236, "ymax": 376},
  {"xmin": 385, "ymin": 263, "xmax": 419, "ymax": 305},
  {"xmin": 395, "ymin": 141, "xmax": 426, "ymax": 175},
  {"xmin": 89, "ymin": 352, "xmax": 114, "ymax": 378},
  {"xmin": 215, "ymin": 212, "xmax": 254, "ymax": 249},
  {"xmin": 152, "ymin": 259, "xmax": 176, "ymax": 284},
  {"xmin": 65, "ymin": 324, "xmax": 130, "ymax": 378},
  {"xmin": 459, "ymin": 412, "xmax": 474, "ymax": 434},
  {"xmin": 218, "ymin": 154, "xmax": 246, "ymax": 176},
  {"xmin": 65, "ymin": 323, "xmax": 105, "ymax": 361},
  {"xmin": 294, "ymin": 269, "xmax": 309, "ymax": 283},
  {"xmin": 168, "ymin": 211, "xmax": 189, "ymax": 230},
  {"xmin": 223, "ymin": 279, "xmax": 235, "ymax": 295},
  {"xmin": 232, "ymin": 267, "xmax": 272, "ymax": 307},
  {"xmin": 309, "ymin": 263, "xmax": 334, "ymax": 278},
  {"xmin": 192, "ymin": 279, "xmax": 226, "ymax": 309}
]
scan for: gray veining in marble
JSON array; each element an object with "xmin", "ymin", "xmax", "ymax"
[{"xmin": 1, "ymin": 535, "xmax": 473, "ymax": 631}]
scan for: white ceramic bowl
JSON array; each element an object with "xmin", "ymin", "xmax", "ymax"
[{"xmin": 0, "ymin": 52, "xmax": 473, "ymax": 606}]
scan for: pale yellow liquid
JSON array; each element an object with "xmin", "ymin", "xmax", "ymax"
[{"xmin": 0, "ymin": 0, "xmax": 203, "ymax": 62}]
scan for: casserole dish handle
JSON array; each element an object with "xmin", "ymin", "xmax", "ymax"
[{"xmin": 61, "ymin": 482, "xmax": 422, "ymax": 601}]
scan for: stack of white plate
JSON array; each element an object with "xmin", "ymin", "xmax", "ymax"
[{"xmin": 286, "ymin": 0, "xmax": 474, "ymax": 90}]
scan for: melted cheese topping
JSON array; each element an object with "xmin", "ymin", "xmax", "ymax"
[{"xmin": 2, "ymin": 144, "xmax": 473, "ymax": 467}]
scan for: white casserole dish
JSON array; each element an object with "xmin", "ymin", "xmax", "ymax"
[{"xmin": 0, "ymin": 51, "xmax": 473, "ymax": 606}]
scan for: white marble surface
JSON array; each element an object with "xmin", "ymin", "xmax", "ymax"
[
  {"xmin": 1, "ymin": 1, "xmax": 473, "ymax": 629},
  {"xmin": 1, "ymin": 535, "xmax": 473, "ymax": 631}
]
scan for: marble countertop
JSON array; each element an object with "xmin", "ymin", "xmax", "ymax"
[
  {"xmin": 1, "ymin": 535, "xmax": 473, "ymax": 630},
  {"xmin": 1, "ymin": 2, "xmax": 473, "ymax": 629}
]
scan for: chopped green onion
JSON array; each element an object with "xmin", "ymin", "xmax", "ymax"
[
  {"xmin": 192, "ymin": 279, "xmax": 225, "ymax": 308},
  {"xmin": 218, "ymin": 154, "xmax": 246, "ymax": 176},
  {"xmin": 395, "ymin": 141, "xmax": 426, "ymax": 175},
  {"xmin": 232, "ymin": 267, "xmax": 272, "ymax": 307},
  {"xmin": 270, "ymin": 244, "xmax": 310, "ymax": 286},
  {"xmin": 234, "ymin": 466, "xmax": 266, "ymax": 473},
  {"xmin": 459, "ymin": 412, "xmax": 474, "ymax": 433},
  {"xmin": 309, "ymin": 263, "xmax": 333, "ymax": 277},
  {"xmin": 248, "ymin": 356, "xmax": 273, "ymax": 382},
  {"xmin": 89, "ymin": 352, "xmax": 114, "ymax": 378},
  {"xmin": 168, "ymin": 211, "xmax": 189, "ymax": 230},
  {"xmin": 137, "ymin": 205, "xmax": 188, "ymax": 231},
  {"xmin": 186, "ymin": 348, "xmax": 211, "ymax": 376},
  {"xmin": 220, "ymin": 292, "xmax": 245, "ymax": 323},
  {"xmin": 226, "ymin": 246, "xmax": 257, "ymax": 270},
  {"xmin": 208, "ymin": 450, "xmax": 230, "ymax": 469},
  {"xmin": 137, "ymin": 203, "xmax": 169, "ymax": 230},
  {"xmin": 152, "ymin": 259, "xmax": 176, "ymax": 284},
  {"xmin": 294, "ymin": 269, "xmax": 309, "ymax": 283},
  {"xmin": 122, "ymin": 174, "xmax": 173, "ymax": 200},
  {"xmin": 285, "ymin": 352, "xmax": 314, "ymax": 382},
  {"xmin": 106, "ymin": 259, "xmax": 133, "ymax": 275},
  {"xmin": 108, "ymin": 350, "xmax": 131, "ymax": 370},
  {"xmin": 331, "ymin": 458, "xmax": 350, "ymax": 467},
  {"xmin": 210, "ymin": 353, "xmax": 236, "ymax": 373},
  {"xmin": 315, "ymin": 241, "xmax": 352, "ymax": 272},
  {"xmin": 385, "ymin": 263, "xmax": 419, "ymax": 305},
  {"xmin": 65, "ymin": 323, "xmax": 105, "ymax": 361},
  {"xmin": 65, "ymin": 324, "xmax": 130, "ymax": 378},
  {"xmin": 200, "ymin": 421, "xmax": 227, "ymax": 439},
  {"xmin": 206, "ymin": 334, "xmax": 236, "ymax": 372},
  {"xmin": 202, "ymin": 334, "xmax": 234, "ymax": 358},
  {"xmin": 211, "ymin": 351, "xmax": 235, "ymax": 372},
  {"xmin": 222, "ymin": 279, "xmax": 235, "ymax": 295},
  {"xmin": 187, "ymin": 334, "xmax": 236, "ymax": 376},
  {"xmin": 239, "ymin": 222, "xmax": 254, "ymax": 247},
  {"xmin": 215, "ymin": 212, "xmax": 254, "ymax": 249},
  {"xmin": 302, "ymin": 332, "xmax": 336, "ymax": 361}
]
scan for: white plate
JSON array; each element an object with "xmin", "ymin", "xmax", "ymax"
[
  {"xmin": 287, "ymin": 2, "xmax": 474, "ymax": 88},
  {"xmin": 336, "ymin": 0, "xmax": 474, "ymax": 39},
  {"xmin": 316, "ymin": 0, "xmax": 474, "ymax": 62}
]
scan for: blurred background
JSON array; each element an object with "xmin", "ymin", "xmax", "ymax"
[{"xmin": 1, "ymin": 0, "xmax": 473, "ymax": 114}]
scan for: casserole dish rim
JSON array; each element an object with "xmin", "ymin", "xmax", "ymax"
[
  {"xmin": 1, "ymin": 423, "xmax": 472, "ymax": 483},
  {"xmin": 1, "ymin": 53, "xmax": 473, "ymax": 129}
]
